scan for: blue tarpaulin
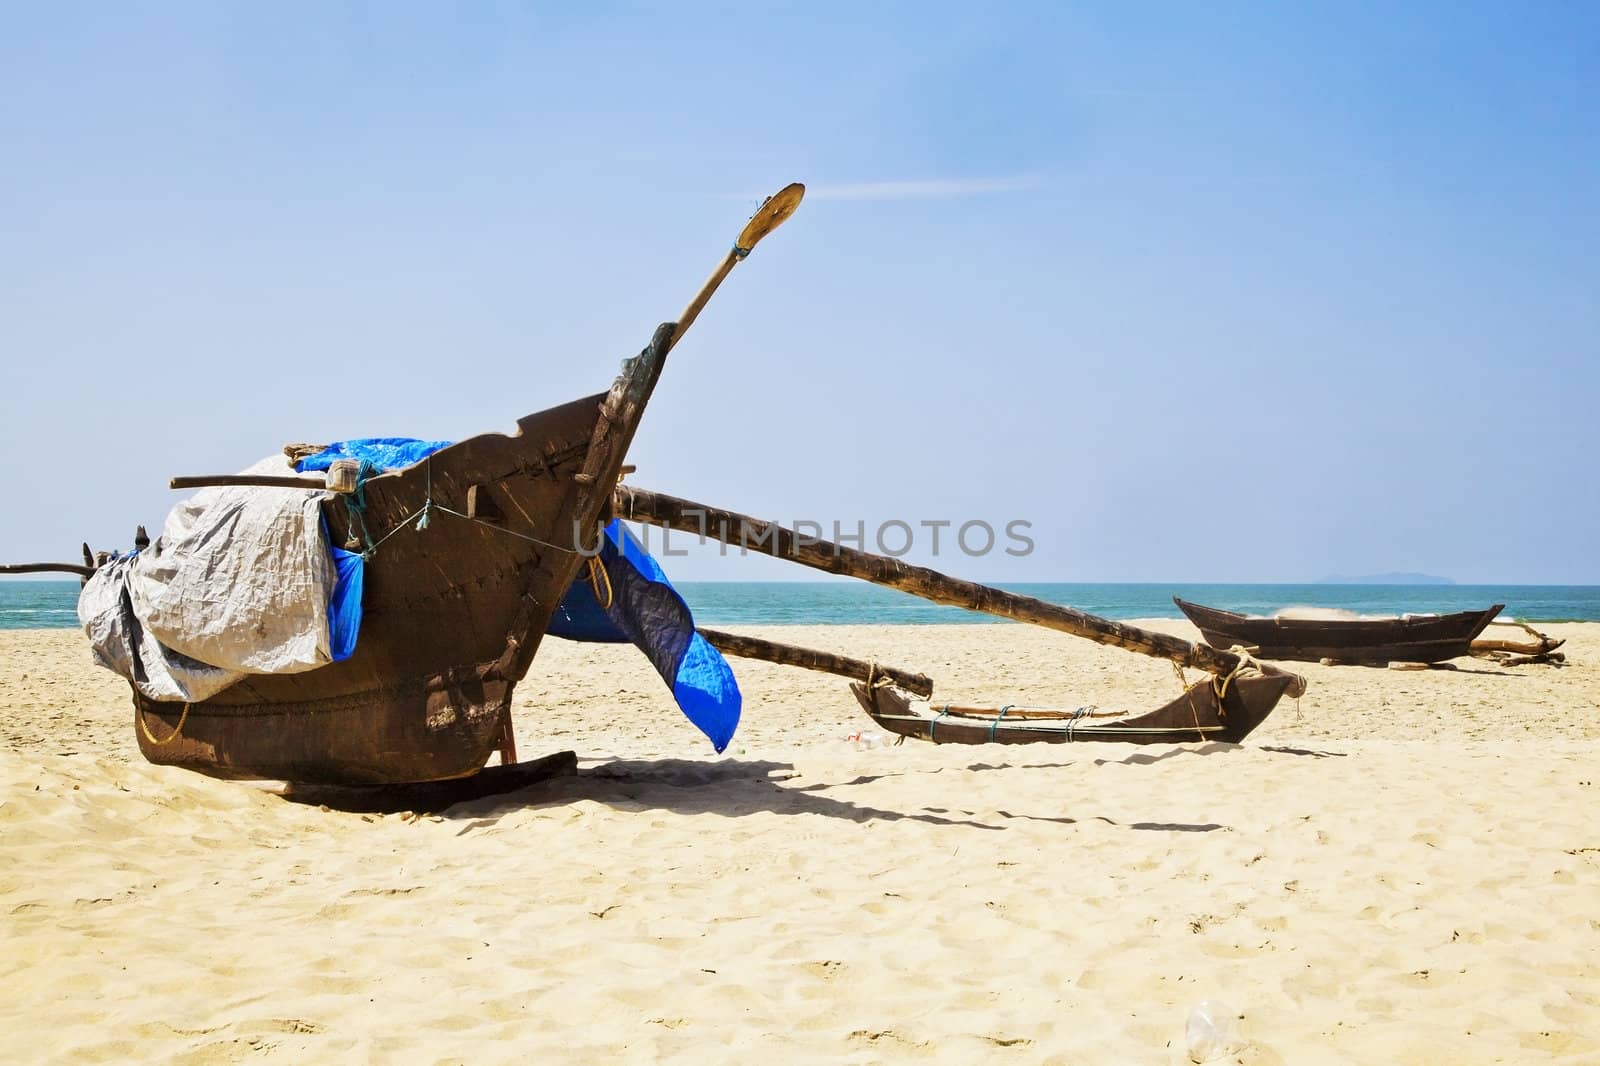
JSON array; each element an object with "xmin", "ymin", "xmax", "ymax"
[
  {"xmin": 295, "ymin": 438, "xmax": 452, "ymax": 474},
  {"xmin": 327, "ymin": 542, "xmax": 363, "ymax": 662},
  {"xmin": 550, "ymin": 520, "xmax": 742, "ymax": 753},
  {"xmin": 301, "ymin": 439, "xmax": 451, "ymax": 662}
]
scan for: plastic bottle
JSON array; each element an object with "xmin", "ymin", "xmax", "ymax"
[{"xmin": 1185, "ymin": 1000, "xmax": 1238, "ymax": 1063}]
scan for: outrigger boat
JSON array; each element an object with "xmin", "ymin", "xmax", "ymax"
[
  {"xmin": 1174, "ymin": 597, "xmax": 1504, "ymax": 666},
  {"xmin": 6, "ymin": 183, "xmax": 1309, "ymax": 780},
  {"xmin": 3, "ymin": 186, "xmax": 807, "ymax": 786}
]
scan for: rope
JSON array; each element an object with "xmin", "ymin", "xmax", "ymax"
[
  {"xmin": 731, "ymin": 244, "xmax": 751, "ymax": 260},
  {"xmin": 138, "ymin": 703, "xmax": 192, "ymax": 746},
  {"xmin": 344, "ymin": 454, "xmax": 583, "ymax": 561},
  {"xmin": 1065, "ymin": 705, "xmax": 1088, "ymax": 742},
  {"xmin": 989, "ymin": 704, "xmax": 1013, "ymax": 741},
  {"xmin": 341, "ymin": 459, "xmax": 382, "ymax": 552},
  {"xmin": 1172, "ymin": 659, "xmax": 1207, "ymax": 741},
  {"xmin": 587, "ymin": 556, "xmax": 613, "ymax": 609},
  {"xmin": 1212, "ymin": 645, "xmax": 1260, "ymax": 702},
  {"xmin": 929, "ymin": 705, "xmax": 951, "ymax": 743}
]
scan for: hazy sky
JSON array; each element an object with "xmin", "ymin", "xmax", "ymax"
[{"xmin": 3, "ymin": 3, "xmax": 1596, "ymax": 583}]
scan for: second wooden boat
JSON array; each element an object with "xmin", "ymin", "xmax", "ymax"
[{"xmin": 1174, "ymin": 597, "xmax": 1504, "ymax": 665}]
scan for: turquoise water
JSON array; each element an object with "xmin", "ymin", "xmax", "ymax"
[{"xmin": 5, "ymin": 579, "xmax": 1598, "ymax": 630}]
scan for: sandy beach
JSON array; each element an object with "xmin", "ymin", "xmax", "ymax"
[{"xmin": 2, "ymin": 620, "xmax": 1597, "ymax": 1063}]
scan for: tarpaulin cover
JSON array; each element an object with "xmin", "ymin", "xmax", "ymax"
[
  {"xmin": 78, "ymin": 455, "xmax": 345, "ymax": 702},
  {"xmin": 294, "ymin": 438, "xmax": 451, "ymax": 473},
  {"xmin": 550, "ymin": 520, "xmax": 742, "ymax": 752}
]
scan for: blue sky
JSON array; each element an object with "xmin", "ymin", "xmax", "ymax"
[{"xmin": 2, "ymin": 2, "xmax": 1595, "ymax": 582}]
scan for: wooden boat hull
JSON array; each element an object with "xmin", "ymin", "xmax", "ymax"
[
  {"xmin": 849, "ymin": 672, "xmax": 1296, "ymax": 746},
  {"xmin": 1173, "ymin": 598, "xmax": 1503, "ymax": 665},
  {"xmin": 133, "ymin": 326, "xmax": 673, "ymax": 785}
]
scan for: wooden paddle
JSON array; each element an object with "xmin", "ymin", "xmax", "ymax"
[{"xmin": 664, "ymin": 183, "xmax": 805, "ymax": 356}]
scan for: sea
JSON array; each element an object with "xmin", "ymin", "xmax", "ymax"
[{"xmin": 4, "ymin": 579, "xmax": 1597, "ymax": 631}]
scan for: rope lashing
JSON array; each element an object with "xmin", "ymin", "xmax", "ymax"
[
  {"xmin": 587, "ymin": 556, "xmax": 613, "ymax": 609},
  {"xmin": 1065, "ymin": 705, "xmax": 1088, "ymax": 742},
  {"xmin": 989, "ymin": 704, "xmax": 1014, "ymax": 741},
  {"xmin": 731, "ymin": 244, "xmax": 751, "ymax": 260},
  {"xmin": 138, "ymin": 703, "xmax": 192, "ymax": 746},
  {"xmin": 1212, "ymin": 645, "xmax": 1260, "ymax": 702},
  {"xmin": 341, "ymin": 459, "xmax": 383, "ymax": 553},
  {"xmin": 929, "ymin": 705, "xmax": 951, "ymax": 743},
  {"xmin": 1172, "ymin": 659, "xmax": 1207, "ymax": 740}
]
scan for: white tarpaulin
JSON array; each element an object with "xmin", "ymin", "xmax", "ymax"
[{"xmin": 78, "ymin": 455, "xmax": 338, "ymax": 703}]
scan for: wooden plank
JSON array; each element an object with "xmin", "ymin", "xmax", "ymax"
[{"xmin": 698, "ymin": 627, "xmax": 934, "ymax": 698}]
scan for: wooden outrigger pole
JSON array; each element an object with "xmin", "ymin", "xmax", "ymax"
[
  {"xmin": 614, "ymin": 485, "xmax": 1307, "ymax": 699},
  {"xmin": 696, "ymin": 627, "xmax": 934, "ymax": 698}
]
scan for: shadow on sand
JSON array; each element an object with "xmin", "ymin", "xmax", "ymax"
[{"xmin": 283, "ymin": 747, "xmax": 1241, "ymax": 835}]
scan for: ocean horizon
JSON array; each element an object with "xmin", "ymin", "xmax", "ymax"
[{"xmin": 6, "ymin": 578, "xmax": 1598, "ymax": 631}]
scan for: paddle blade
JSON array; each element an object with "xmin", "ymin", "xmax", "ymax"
[{"xmin": 736, "ymin": 183, "xmax": 805, "ymax": 252}]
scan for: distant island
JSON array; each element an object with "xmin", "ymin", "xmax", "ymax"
[{"xmin": 1316, "ymin": 572, "xmax": 1456, "ymax": 585}]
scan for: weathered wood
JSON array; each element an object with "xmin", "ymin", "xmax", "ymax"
[
  {"xmin": 1471, "ymin": 621, "xmax": 1564, "ymax": 657},
  {"xmin": 281, "ymin": 750, "xmax": 578, "ymax": 813},
  {"xmin": 853, "ymin": 672, "xmax": 1296, "ymax": 746},
  {"xmin": 698, "ymin": 627, "xmax": 934, "ymax": 698},
  {"xmin": 0, "ymin": 562, "xmax": 96, "ymax": 577},
  {"xmin": 170, "ymin": 474, "xmax": 330, "ymax": 491},
  {"xmin": 497, "ymin": 709, "xmax": 518, "ymax": 765},
  {"xmin": 1481, "ymin": 649, "xmax": 1567, "ymax": 668},
  {"xmin": 923, "ymin": 703, "xmax": 1129, "ymax": 720},
  {"xmin": 573, "ymin": 184, "xmax": 804, "ymax": 488},
  {"xmin": 466, "ymin": 484, "xmax": 504, "ymax": 524},
  {"xmin": 1177, "ymin": 598, "xmax": 1503, "ymax": 665},
  {"xmin": 617, "ymin": 486, "xmax": 1306, "ymax": 697},
  {"xmin": 1471, "ymin": 637, "xmax": 1564, "ymax": 655},
  {"xmin": 669, "ymin": 184, "xmax": 805, "ymax": 356},
  {"xmin": 282, "ymin": 442, "xmax": 328, "ymax": 464},
  {"xmin": 325, "ymin": 460, "xmax": 360, "ymax": 494}
]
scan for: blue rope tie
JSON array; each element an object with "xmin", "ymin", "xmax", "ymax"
[
  {"xmin": 342, "ymin": 459, "xmax": 383, "ymax": 556},
  {"xmin": 731, "ymin": 243, "xmax": 751, "ymax": 259},
  {"xmin": 989, "ymin": 704, "xmax": 1014, "ymax": 741},
  {"xmin": 929, "ymin": 705, "xmax": 951, "ymax": 743}
]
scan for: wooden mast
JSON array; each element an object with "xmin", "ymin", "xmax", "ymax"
[{"xmin": 615, "ymin": 485, "xmax": 1307, "ymax": 697}]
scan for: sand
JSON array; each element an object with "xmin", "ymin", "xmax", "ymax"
[{"xmin": 2, "ymin": 620, "xmax": 1597, "ymax": 1064}]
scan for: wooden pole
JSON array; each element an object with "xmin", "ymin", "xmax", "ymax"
[
  {"xmin": 666, "ymin": 184, "xmax": 805, "ymax": 359},
  {"xmin": 574, "ymin": 184, "xmax": 805, "ymax": 487},
  {"xmin": 0, "ymin": 562, "xmax": 97, "ymax": 577},
  {"xmin": 698, "ymin": 627, "xmax": 934, "ymax": 698},
  {"xmin": 616, "ymin": 485, "xmax": 1307, "ymax": 697},
  {"xmin": 170, "ymin": 474, "xmax": 330, "ymax": 491}
]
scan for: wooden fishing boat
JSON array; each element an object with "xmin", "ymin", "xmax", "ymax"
[
  {"xmin": 850, "ymin": 672, "xmax": 1300, "ymax": 745},
  {"xmin": 1173, "ymin": 597, "xmax": 1504, "ymax": 665},
  {"xmin": 6, "ymin": 185, "xmax": 805, "ymax": 786}
]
